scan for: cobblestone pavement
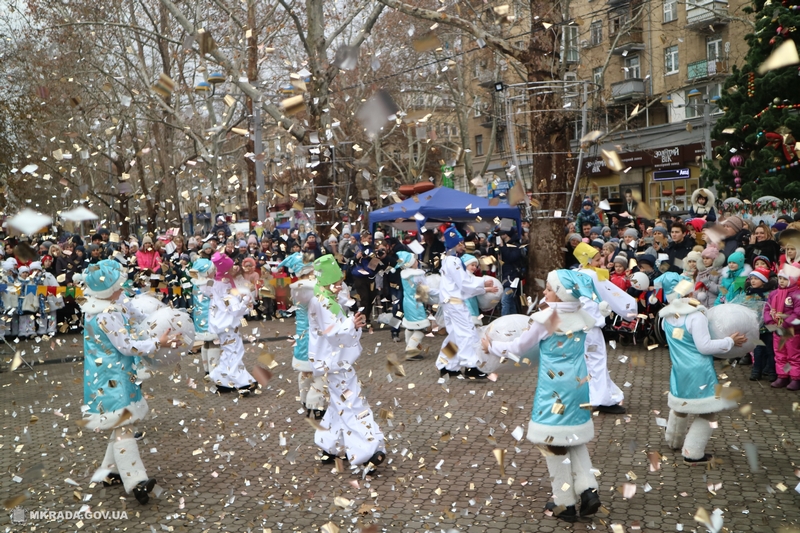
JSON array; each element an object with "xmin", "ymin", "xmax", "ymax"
[{"xmin": 1, "ymin": 319, "xmax": 800, "ymax": 533}]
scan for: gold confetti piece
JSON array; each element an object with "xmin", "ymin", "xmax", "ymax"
[
  {"xmin": 151, "ymin": 73, "xmax": 175, "ymax": 98},
  {"xmin": 672, "ymin": 328, "xmax": 684, "ymax": 340},
  {"xmin": 442, "ymin": 341, "xmax": 458, "ymax": 358},
  {"xmin": 647, "ymin": 451, "xmax": 661, "ymax": 472},
  {"xmin": 493, "ymin": 448, "xmax": 505, "ymax": 477},
  {"xmin": 758, "ymin": 39, "xmax": 800, "ymax": 74},
  {"xmin": 3, "ymin": 494, "xmax": 27, "ymax": 510},
  {"xmin": 334, "ymin": 496, "xmax": 351, "ymax": 508},
  {"xmin": 412, "ymin": 32, "xmax": 441, "ymax": 53},
  {"xmin": 321, "ymin": 522, "xmax": 340, "ymax": 533},
  {"xmin": 647, "ymin": 344, "xmax": 659, "ymax": 351},
  {"xmin": 551, "ymin": 401, "xmax": 565, "ymax": 415},
  {"xmin": 776, "ymin": 482, "xmax": 788, "ymax": 492},
  {"xmin": 601, "ymin": 149, "xmax": 624, "ymax": 172},
  {"xmin": 281, "ymin": 95, "xmax": 306, "ymax": 115}
]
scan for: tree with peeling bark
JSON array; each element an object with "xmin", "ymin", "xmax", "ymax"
[{"xmin": 375, "ymin": 0, "xmax": 581, "ymax": 293}]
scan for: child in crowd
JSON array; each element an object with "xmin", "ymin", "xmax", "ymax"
[
  {"xmin": 715, "ymin": 251, "xmax": 751, "ymax": 305},
  {"xmin": 745, "ymin": 268, "xmax": 776, "ymax": 382},
  {"xmin": 695, "ymin": 245, "xmax": 721, "ymax": 308},
  {"xmin": 610, "ymin": 255, "xmax": 631, "ymax": 291},
  {"xmin": 396, "ymin": 251, "xmax": 430, "ymax": 361},
  {"xmin": 764, "ymin": 265, "xmax": 800, "ymax": 390}
]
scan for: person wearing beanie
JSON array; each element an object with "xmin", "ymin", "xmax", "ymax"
[
  {"xmin": 589, "ymin": 226, "xmax": 602, "ymax": 241},
  {"xmin": 307, "ymin": 254, "xmax": 386, "ymax": 471},
  {"xmin": 720, "ymin": 215, "xmax": 747, "ymax": 260},
  {"xmin": 207, "ymin": 252, "xmax": 257, "ymax": 394},
  {"xmin": 190, "ymin": 258, "xmax": 219, "ymax": 377},
  {"xmin": 437, "ymin": 225, "xmax": 498, "ymax": 379},
  {"xmin": 396, "ymin": 251, "xmax": 431, "ymax": 360},
  {"xmin": 134, "ymin": 235, "xmax": 161, "ymax": 278},
  {"xmin": 610, "ymin": 255, "xmax": 631, "ymax": 292},
  {"xmin": 695, "ymin": 245, "xmax": 722, "ymax": 308},
  {"xmin": 576, "ymin": 198, "xmax": 601, "ymax": 231},
  {"xmin": 682, "ymin": 250, "xmax": 703, "ymax": 282},
  {"xmin": 75, "ymin": 259, "xmax": 175, "ymax": 504},
  {"xmin": 764, "ymin": 265, "xmax": 800, "ymax": 390},
  {"xmin": 279, "ymin": 252, "xmax": 327, "ymax": 418},
  {"xmin": 601, "ymin": 226, "xmax": 612, "ymax": 241},
  {"xmin": 714, "ymin": 250, "xmax": 751, "ymax": 305},
  {"xmin": 659, "ymin": 297, "xmax": 745, "ymax": 464},
  {"xmin": 573, "ymin": 243, "xmax": 634, "ymax": 414},
  {"xmin": 481, "ymin": 270, "xmax": 601, "ymax": 522},
  {"xmin": 565, "ymin": 233, "xmax": 583, "ymax": 268},
  {"xmin": 745, "ymin": 268, "xmax": 776, "ymax": 383}
]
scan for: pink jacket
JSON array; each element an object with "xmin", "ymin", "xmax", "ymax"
[
  {"xmin": 135, "ymin": 249, "xmax": 162, "ymax": 272},
  {"xmin": 764, "ymin": 286, "xmax": 800, "ymax": 328}
]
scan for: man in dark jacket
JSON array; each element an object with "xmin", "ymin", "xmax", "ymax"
[
  {"xmin": 666, "ymin": 222, "xmax": 695, "ymax": 273},
  {"xmin": 720, "ymin": 215, "xmax": 749, "ymax": 261},
  {"xmin": 498, "ymin": 228, "xmax": 527, "ymax": 316},
  {"xmin": 349, "ymin": 233, "xmax": 377, "ymax": 325},
  {"xmin": 421, "ymin": 230, "xmax": 445, "ymax": 273}
]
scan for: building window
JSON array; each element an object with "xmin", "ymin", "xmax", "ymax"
[
  {"xmin": 593, "ymin": 67, "xmax": 603, "ymax": 86},
  {"xmin": 707, "ymin": 35, "xmax": 722, "ymax": 61},
  {"xmin": 609, "ymin": 13, "xmax": 628, "ymax": 37},
  {"xmin": 590, "ymin": 21, "xmax": 603, "ymax": 45},
  {"xmin": 665, "ymin": 45, "xmax": 679, "ymax": 75},
  {"xmin": 475, "ymin": 134, "xmax": 484, "ymax": 156},
  {"xmin": 563, "ymin": 26, "xmax": 579, "ymax": 63},
  {"xmin": 474, "ymin": 97, "xmax": 482, "ymax": 117},
  {"xmin": 663, "ymin": 0, "xmax": 677, "ymax": 23},
  {"xmin": 496, "ymin": 134, "xmax": 506, "ymax": 153},
  {"xmin": 624, "ymin": 55, "xmax": 640, "ymax": 79}
]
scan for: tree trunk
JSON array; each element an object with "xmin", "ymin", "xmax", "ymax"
[
  {"xmin": 524, "ymin": 2, "xmax": 572, "ymax": 296},
  {"xmin": 245, "ymin": 0, "xmax": 259, "ymax": 222}
]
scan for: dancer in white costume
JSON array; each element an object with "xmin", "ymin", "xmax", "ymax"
[
  {"xmin": 436, "ymin": 225, "xmax": 498, "ymax": 379},
  {"xmin": 77, "ymin": 260, "xmax": 176, "ymax": 504},
  {"xmin": 189, "ymin": 258, "xmax": 220, "ymax": 377},
  {"xmin": 279, "ymin": 252, "xmax": 328, "ymax": 418},
  {"xmin": 208, "ymin": 252, "xmax": 257, "ymax": 394},
  {"xmin": 660, "ymin": 297, "xmax": 746, "ymax": 463},
  {"xmin": 482, "ymin": 270, "xmax": 601, "ymax": 522},
  {"xmin": 396, "ymin": 251, "xmax": 431, "ymax": 360},
  {"xmin": 308, "ymin": 254, "xmax": 386, "ymax": 469},
  {"xmin": 573, "ymin": 242, "xmax": 630, "ymax": 413}
]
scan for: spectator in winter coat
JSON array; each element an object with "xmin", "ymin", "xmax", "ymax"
[
  {"xmin": 498, "ymin": 228, "xmax": 527, "ymax": 316},
  {"xmin": 134, "ymin": 236, "xmax": 162, "ymax": 274},
  {"xmin": 688, "ymin": 188, "xmax": 717, "ymax": 222},
  {"xmin": 210, "ymin": 216, "xmax": 232, "ymax": 239},
  {"xmin": 576, "ymin": 198, "xmax": 601, "ymax": 230},
  {"xmin": 746, "ymin": 222, "xmax": 781, "ymax": 265},
  {"xmin": 666, "ymin": 222, "xmax": 695, "ymax": 273},
  {"xmin": 715, "ymin": 251, "xmax": 751, "ymax": 305},
  {"xmin": 719, "ymin": 216, "xmax": 749, "ymax": 260}
]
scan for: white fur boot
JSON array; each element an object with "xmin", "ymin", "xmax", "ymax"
[
  {"xmin": 683, "ymin": 415, "xmax": 715, "ymax": 460},
  {"xmin": 206, "ymin": 346, "xmax": 222, "ymax": 375},
  {"xmin": 90, "ymin": 440, "xmax": 118, "ymax": 484},
  {"xmin": 405, "ymin": 330, "xmax": 424, "ymax": 356},
  {"xmin": 112, "ymin": 430, "xmax": 149, "ymax": 494},
  {"xmin": 568, "ymin": 444, "xmax": 598, "ymax": 495},
  {"xmin": 545, "ymin": 454, "xmax": 578, "ymax": 507},
  {"xmin": 665, "ymin": 410, "xmax": 689, "ymax": 450}
]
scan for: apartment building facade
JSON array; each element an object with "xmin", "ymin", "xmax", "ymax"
[{"xmin": 568, "ymin": 0, "xmax": 750, "ymax": 211}]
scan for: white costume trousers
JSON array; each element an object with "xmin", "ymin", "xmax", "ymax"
[
  {"xmin": 314, "ymin": 367, "xmax": 385, "ymax": 465},
  {"xmin": 545, "ymin": 444, "xmax": 598, "ymax": 507},
  {"xmin": 299, "ymin": 372, "xmax": 327, "ymax": 411},
  {"xmin": 90, "ymin": 428, "xmax": 149, "ymax": 494},
  {"xmin": 209, "ymin": 331, "xmax": 255, "ymax": 389},
  {"xmin": 585, "ymin": 327, "xmax": 624, "ymax": 406},
  {"xmin": 436, "ymin": 303, "xmax": 481, "ymax": 371}
]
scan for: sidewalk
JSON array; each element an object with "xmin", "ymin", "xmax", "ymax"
[{"xmin": 1, "ymin": 323, "xmax": 799, "ymax": 532}]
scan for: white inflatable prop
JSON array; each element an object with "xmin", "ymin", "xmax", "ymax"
[
  {"xmin": 424, "ymin": 274, "xmax": 441, "ymax": 305},
  {"xmin": 133, "ymin": 306, "xmax": 196, "ymax": 367},
  {"xmin": 477, "ymin": 276, "xmax": 503, "ymax": 312},
  {"xmin": 705, "ymin": 303, "xmax": 760, "ymax": 359},
  {"xmin": 476, "ymin": 314, "xmax": 540, "ymax": 374},
  {"xmin": 128, "ymin": 292, "xmax": 166, "ymax": 316}
]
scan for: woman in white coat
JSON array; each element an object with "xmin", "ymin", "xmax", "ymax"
[
  {"xmin": 208, "ymin": 252, "xmax": 257, "ymax": 394},
  {"xmin": 307, "ymin": 254, "xmax": 386, "ymax": 470}
]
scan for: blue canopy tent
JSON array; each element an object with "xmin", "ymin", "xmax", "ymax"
[{"xmin": 368, "ymin": 187, "xmax": 521, "ymax": 233}]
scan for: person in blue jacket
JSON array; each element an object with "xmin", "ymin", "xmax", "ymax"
[
  {"xmin": 396, "ymin": 250, "xmax": 431, "ymax": 360},
  {"xmin": 482, "ymin": 269, "xmax": 601, "ymax": 522},
  {"xmin": 76, "ymin": 259, "xmax": 175, "ymax": 504}
]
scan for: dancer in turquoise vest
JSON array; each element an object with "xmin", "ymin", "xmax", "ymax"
[
  {"xmin": 659, "ymin": 298, "xmax": 746, "ymax": 464},
  {"xmin": 461, "ymin": 254, "xmax": 484, "ymax": 326},
  {"xmin": 482, "ymin": 270, "xmax": 600, "ymax": 522},
  {"xmin": 76, "ymin": 259, "xmax": 175, "ymax": 504},
  {"xmin": 396, "ymin": 251, "xmax": 431, "ymax": 360},
  {"xmin": 190, "ymin": 258, "xmax": 219, "ymax": 376},
  {"xmin": 280, "ymin": 252, "xmax": 327, "ymax": 417}
]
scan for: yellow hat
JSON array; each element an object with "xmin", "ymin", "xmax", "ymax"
[{"xmin": 573, "ymin": 242, "xmax": 598, "ymax": 267}]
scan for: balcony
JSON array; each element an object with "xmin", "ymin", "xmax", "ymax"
[
  {"xmin": 686, "ymin": 0, "xmax": 729, "ymax": 30},
  {"xmin": 687, "ymin": 59, "xmax": 727, "ymax": 81},
  {"xmin": 611, "ymin": 28, "xmax": 645, "ymax": 55},
  {"xmin": 611, "ymin": 78, "xmax": 645, "ymax": 101}
]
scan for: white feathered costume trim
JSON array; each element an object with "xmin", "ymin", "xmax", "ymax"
[
  {"xmin": 527, "ymin": 419, "xmax": 594, "ymax": 447},
  {"xmin": 81, "ymin": 398, "xmax": 149, "ymax": 431}
]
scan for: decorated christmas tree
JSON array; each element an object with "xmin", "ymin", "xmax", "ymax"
[{"xmin": 704, "ymin": 0, "xmax": 800, "ymax": 202}]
